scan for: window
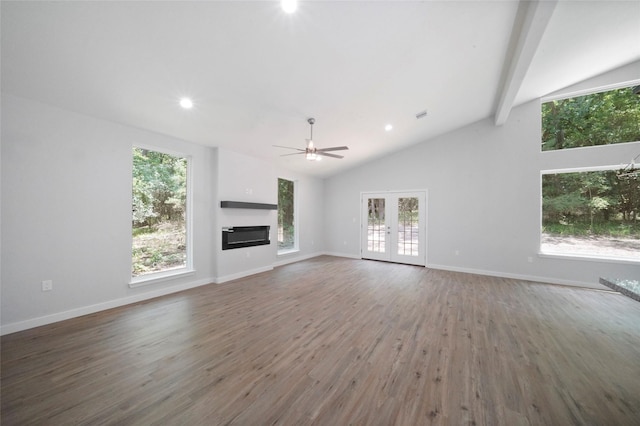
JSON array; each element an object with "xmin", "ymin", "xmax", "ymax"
[
  {"xmin": 132, "ymin": 147, "xmax": 191, "ymax": 278},
  {"xmin": 277, "ymin": 178, "xmax": 297, "ymax": 253},
  {"xmin": 541, "ymin": 168, "xmax": 639, "ymax": 261},
  {"xmin": 540, "ymin": 84, "xmax": 640, "ymax": 262},
  {"xmin": 541, "ymin": 86, "xmax": 640, "ymax": 151}
]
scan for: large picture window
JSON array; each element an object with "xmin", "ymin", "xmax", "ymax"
[
  {"xmin": 132, "ymin": 147, "xmax": 190, "ymax": 278},
  {"xmin": 541, "ymin": 86, "xmax": 640, "ymax": 151},
  {"xmin": 541, "ymin": 84, "xmax": 640, "ymax": 262},
  {"xmin": 541, "ymin": 168, "xmax": 639, "ymax": 261},
  {"xmin": 277, "ymin": 178, "xmax": 297, "ymax": 253}
]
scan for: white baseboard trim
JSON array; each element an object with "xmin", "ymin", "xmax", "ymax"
[
  {"xmin": 214, "ymin": 266, "xmax": 274, "ymax": 284},
  {"xmin": 273, "ymin": 251, "xmax": 324, "ymax": 267},
  {"xmin": 4, "ymin": 259, "xmax": 605, "ymax": 336},
  {"xmin": 322, "ymin": 251, "xmax": 361, "ymax": 260},
  {"xmin": 426, "ymin": 263, "xmax": 605, "ymax": 290},
  {"xmin": 1, "ymin": 277, "xmax": 216, "ymax": 336}
]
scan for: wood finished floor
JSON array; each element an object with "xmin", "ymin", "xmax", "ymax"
[{"xmin": 2, "ymin": 256, "xmax": 640, "ymax": 425}]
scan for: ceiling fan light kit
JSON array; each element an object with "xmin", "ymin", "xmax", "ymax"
[{"xmin": 274, "ymin": 118, "xmax": 349, "ymax": 162}]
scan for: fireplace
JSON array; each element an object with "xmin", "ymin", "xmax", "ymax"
[{"xmin": 222, "ymin": 226, "xmax": 271, "ymax": 250}]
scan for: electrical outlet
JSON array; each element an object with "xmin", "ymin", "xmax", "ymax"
[
  {"xmin": 42, "ymin": 280, "xmax": 53, "ymax": 292},
  {"xmin": 455, "ymin": 250, "xmax": 460, "ymax": 256},
  {"xmin": 246, "ymin": 251, "xmax": 251, "ymax": 258},
  {"xmin": 527, "ymin": 256, "xmax": 533, "ymax": 263}
]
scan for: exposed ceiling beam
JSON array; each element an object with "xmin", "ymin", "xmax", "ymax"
[{"xmin": 494, "ymin": 0, "xmax": 557, "ymax": 126}]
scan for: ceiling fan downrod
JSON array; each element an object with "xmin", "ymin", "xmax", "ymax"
[{"xmin": 308, "ymin": 117, "xmax": 315, "ymax": 142}]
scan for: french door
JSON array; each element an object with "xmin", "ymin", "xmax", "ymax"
[{"xmin": 361, "ymin": 191, "xmax": 426, "ymax": 266}]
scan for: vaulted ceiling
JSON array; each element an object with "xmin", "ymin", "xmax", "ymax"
[{"xmin": 2, "ymin": 1, "xmax": 639, "ymax": 177}]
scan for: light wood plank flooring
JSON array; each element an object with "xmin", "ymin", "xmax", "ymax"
[{"xmin": 2, "ymin": 256, "xmax": 640, "ymax": 425}]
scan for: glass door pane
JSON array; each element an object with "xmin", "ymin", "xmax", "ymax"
[
  {"xmin": 397, "ymin": 197, "xmax": 419, "ymax": 256},
  {"xmin": 368, "ymin": 198, "xmax": 386, "ymax": 253},
  {"xmin": 362, "ymin": 194, "xmax": 390, "ymax": 261}
]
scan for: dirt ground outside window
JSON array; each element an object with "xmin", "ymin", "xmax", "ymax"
[{"xmin": 541, "ymin": 233, "xmax": 640, "ymax": 261}]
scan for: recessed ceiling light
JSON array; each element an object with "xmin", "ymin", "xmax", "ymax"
[
  {"xmin": 281, "ymin": 0, "xmax": 297, "ymax": 14},
  {"xmin": 179, "ymin": 97, "xmax": 193, "ymax": 109},
  {"xmin": 385, "ymin": 124, "xmax": 393, "ymax": 132}
]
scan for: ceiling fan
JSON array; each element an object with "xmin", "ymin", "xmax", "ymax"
[{"xmin": 274, "ymin": 118, "xmax": 349, "ymax": 161}]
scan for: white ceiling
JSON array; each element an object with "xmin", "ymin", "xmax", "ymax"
[{"xmin": 2, "ymin": 1, "xmax": 639, "ymax": 178}]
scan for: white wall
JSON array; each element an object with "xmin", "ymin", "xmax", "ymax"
[
  {"xmin": 214, "ymin": 148, "xmax": 326, "ymax": 281},
  {"xmin": 324, "ymin": 65, "xmax": 640, "ymax": 288},
  {"xmin": 215, "ymin": 148, "xmax": 278, "ymax": 281},
  {"xmin": 1, "ymin": 94, "xmax": 217, "ymax": 333},
  {"xmin": 274, "ymin": 167, "xmax": 326, "ymax": 265},
  {"xmin": 1, "ymin": 94, "xmax": 326, "ymax": 333},
  {"xmin": 3, "ymin": 63, "xmax": 637, "ymax": 333}
]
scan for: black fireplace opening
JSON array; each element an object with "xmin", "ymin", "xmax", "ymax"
[{"xmin": 222, "ymin": 226, "xmax": 270, "ymax": 250}]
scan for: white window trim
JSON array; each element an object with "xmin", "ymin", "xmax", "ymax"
[
  {"xmin": 129, "ymin": 268, "xmax": 196, "ymax": 288},
  {"xmin": 541, "ymin": 164, "xmax": 630, "ymax": 176},
  {"xmin": 541, "ymin": 79, "xmax": 640, "ymax": 104},
  {"xmin": 538, "ymin": 252, "xmax": 639, "ymax": 266},
  {"xmin": 131, "ymin": 145, "xmax": 194, "ymax": 284},
  {"xmin": 277, "ymin": 248, "xmax": 300, "ymax": 257}
]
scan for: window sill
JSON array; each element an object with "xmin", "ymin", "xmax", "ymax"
[
  {"xmin": 538, "ymin": 252, "xmax": 639, "ymax": 265},
  {"xmin": 277, "ymin": 249, "xmax": 300, "ymax": 257},
  {"xmin": 129, "ymin": 268, "xmax": 195, "ymax": 288}
]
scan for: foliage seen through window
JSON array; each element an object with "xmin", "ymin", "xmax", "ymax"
[
  {"xmin": 278, "ymin": 178, "xmax": 296, "ymax": 252},
  {"xmin": 132, "ymin": 148, "xmax": 188, "ymax": 276}
]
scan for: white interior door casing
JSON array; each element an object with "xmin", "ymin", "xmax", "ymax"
[{"xmin": 361, "ymin": 191, "xmax": 427, "ymax": 266}]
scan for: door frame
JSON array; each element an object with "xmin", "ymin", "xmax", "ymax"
[{"xmin": 360, "ymin": 190, "xmax": 428, "ymax": 266}]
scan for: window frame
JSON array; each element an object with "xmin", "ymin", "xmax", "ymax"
[
  {"xmin": 539, "ymin": 166, "xmax": 639, "ymax": 264},
  {"xmin": 540, "ymin": 82, "xmax": 640, "ymax": 152},
  {"xmin": 277, "ymin": 177, "xmax": 299, "ymax": 255},
  {"xmin": 130, "ymin": 145, "xmax": 194, "ymax": 287}
]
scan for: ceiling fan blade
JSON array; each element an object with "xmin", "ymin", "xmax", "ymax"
[
  {"xmin": 318, "ymin": 152, "xmax": 344, "ymax": 159},
  {"xmin": 273, "ymin": 145, "xmax": 305, "ymax": 152},
  {"xmin": 316, "ymin": 146, "xmax": 349, "ymax": 152},
  {"xmin": 280, "ymin": 152, "xmax": 306, "ymax": 157}
]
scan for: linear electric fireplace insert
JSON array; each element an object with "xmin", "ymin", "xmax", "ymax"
[{"xmin": 222, "ymin": 226, "xmax": 270, "ymax": 250}]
